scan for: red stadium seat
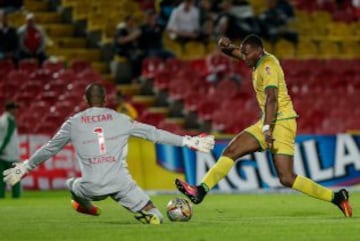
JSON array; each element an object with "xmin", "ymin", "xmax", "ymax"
[
  {"xmin": 141, "ymin": 57, "xmax": 164, "ymax": 79},
  {"xmin": 33, "ymin": 121, "xmax": 59, "ymax": 135},
  {"xmin": 52, "ymin": 101, "xmax": 74, "ymax": 117},
  {"xmin": 52, "ymin": 69, "xmax": 76, "ymax": 84},
  {"xmin": 157, "ymin": 120, "xmax": 186, "ymax": 135},
  {"xmin": 76, "ymin": 68, "xmax": 104, "ymax": 84},
  {"xmin": 138, "ymin": 110, "xmax": 166, "ymax": 126},
  {"xmin": 212, "ymin": 79, "xmax": 240, "ymax": 100},
  {"xmin": 69, "ymin": 59, "xmax": 92, "ymax": 73},
  {"xmin": 36, "ymin": 91, "xmax": 58, "ymax": 105},
  {"xmin": 43, "ymin": 59, "xmax": 65, "ymax": 74},
  {"xmin": 0, "ymin": 59, "xmax": 15, "ymax": 76},
  {"xmin": 190, "ymin": 59, "xmax": 208, "ymax": 77},
  {"xmin": 153, "ymin": 70, "xmax": 172, "ymax": 91},
  {"xmin": 196, "ymin": 99, "xmax": 219, "ymax": 121},
  {"xmin": 18, "ymin": 58, "xmax": 39, "ymax": 73},
  {"xmin": 165, "ymin": 58, "xmax": 188, "ymax": 73},
  {"xmin": 29, "ymin": 69, "xmax": 53, "ymax": 84}
]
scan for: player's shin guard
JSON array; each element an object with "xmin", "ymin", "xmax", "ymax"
[
  {"xmin": 201, "ymin": 156, "xmax": 235, "ymax": 190},
  {"xmin": 134, "ymin": 208, "xmax": 163, "ymax": 224}
]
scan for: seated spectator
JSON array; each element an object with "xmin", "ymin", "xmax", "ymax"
[
  {"xmin": 199, "ymin": 0, "xmax": 218, "ymax": 41},
  {"xmin": 114, "ymin": 15, "xmax": 143, "ymax": 81},
  {"xmin": 139, "ymin": 10, "xmax": 175, "ymax": 59},
  {"xmin": 17, "ymin": 13, "xmax": 47, "ymax": 64},
  {"xmin": 166, "ymin": 0, "xmax": 202, "ymax": 44},
  {"xmin": 276, "ymin": 0, "xmax": 295, "ymax": 19},
  {"xmin": 0, "ymin": 0, "xmax": 23, "ymax": 12},
  {"xmin": 257, "ymin": 0, "xmax": 298, "ymax": 44},
  {"xmin": 215, "ymin": 0, "xmax": 260, "ymax": 40},
  {"xmin": 0, "ymin": 11, "xmax": 18, "ymax": 62},
  {"xmin": 156, "ymin": 0, "xmax": 179, "ymax": 28},
  {"xmin": 114, "ymin": 91, "xmax": 138, "ymax": 120}
]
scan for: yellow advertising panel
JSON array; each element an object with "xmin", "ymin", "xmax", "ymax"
[{"xmin": 127, "ymin": 137, "xmax": 185, "ymax": 190}]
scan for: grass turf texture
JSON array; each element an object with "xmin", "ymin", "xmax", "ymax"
[{"xmin": 0, "ymin": 190, "xmax": 359, "ymax": 241}]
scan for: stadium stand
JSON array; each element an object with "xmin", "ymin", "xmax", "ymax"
[{"xmin": 2, "ymin": 0, "xmax": 359, "ymax": 136}]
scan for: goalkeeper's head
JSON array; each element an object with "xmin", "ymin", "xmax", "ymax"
[{"xmin": 85, "ymin": 83, "xmax": 106, "ymax": 107}]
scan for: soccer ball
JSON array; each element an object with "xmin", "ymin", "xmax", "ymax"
[{"xmin": 166, "ymin": 197, "xmax": 193, "ymax": 222}]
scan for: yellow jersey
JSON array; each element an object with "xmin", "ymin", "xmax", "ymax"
[
  {"xmin": 252, "ymin": 53, "xmax": 297, "ymax": 121},
  {"xmin": 116, "ymin": 103, "xmax": 138, "ymax": 120}
]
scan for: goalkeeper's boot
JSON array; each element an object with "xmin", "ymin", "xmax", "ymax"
[
  {"xmin": 71, "ymin": 200, "xmax": 102, "ymax": 216},
  {"xmin": 134, "ymin": 211, "xmax": 162, "ymax": 224},
  {"xmin": 175, "ymin": 178, "xmax": 206, "ymax": 204},
  {"xmin": 332, "ymin": 189, "xmax": 352, "ymax": 217}
]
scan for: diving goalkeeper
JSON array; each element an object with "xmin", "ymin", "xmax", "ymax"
[{"xmin": 3, "ymin": 83, "xmax": 215, "ymax": 224}]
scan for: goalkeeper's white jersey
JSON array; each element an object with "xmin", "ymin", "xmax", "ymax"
[{"xmin": 27, "ymin": 107, "xmax": 184, "ymax": 195}]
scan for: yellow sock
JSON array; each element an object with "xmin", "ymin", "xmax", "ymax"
[
  {"xmin": 201, "ymin": 156, "xmax": 235, "ymax": 191},
  {"xmin": 292, "ymin": 175, "xmax": 333, "ymax": 202}
]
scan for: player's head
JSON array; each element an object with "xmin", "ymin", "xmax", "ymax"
[
  {"xmin": 240, "ymin": 34, "xmax": 264, "ymax": 68},
  {"xmin": 4, "ymin": 101, "xmax": 19, "ymax": 116},
  {"xmin": 85, "ymin": 83, "xmax": 106, "ymax": 107}
]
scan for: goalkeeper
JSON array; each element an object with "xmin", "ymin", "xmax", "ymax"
[
  {"xmin": 175, "ymin": 34, "xmax": 352, "ymax": 217},
  {"xmin": 3, "ymin": 83, "xmax": 215, "ymax": 224}
]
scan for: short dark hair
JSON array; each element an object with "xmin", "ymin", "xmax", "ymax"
[
  {"xmin": 85, "ymin": 83, "xmax": 106, "ymax": 106},
  {"xmin": 5, "ymin": 101, "xmax": 19, "ymax": 111},
  {"xmin": 241, "ymin": 34, "xmax": 263, "ymax": 48}
]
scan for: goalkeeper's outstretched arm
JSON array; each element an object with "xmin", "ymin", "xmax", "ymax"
[
  {"xmin": 218, "ymin": 37, "xmax": 242, "ymax": 60},
  {"xmin": 3, "ymin": 120, "xmax": 71, "ymax": 186}
]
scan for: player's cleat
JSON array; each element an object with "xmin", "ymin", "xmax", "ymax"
[
  {"xmin": 175, "ymin": 178, "xmax": 206, "ymax": 204},
  {"xmin": 134, "ymin": 211, "xmax": 162, "ymax": 224},
  {"xmin": 332, "ymin": 189, "xmax": 352, "ymax": 217},
  {"xmin": 71, "ymin": 200, "xmax": 102, "ymax": 216}
]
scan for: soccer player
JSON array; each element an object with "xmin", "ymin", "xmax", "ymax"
[
  {"xmin": 0, "ymin": 101, "xmax": 20, "ymax": 198},
  {"xmin": 175, "ymin": 34, "xmax": 352, "ymax": 217},
  {"xmin": 3, "ymin": 83, "xmax": 215, "ymax": 224}
]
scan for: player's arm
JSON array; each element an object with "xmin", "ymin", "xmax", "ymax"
[
  {"xmin": 2, "ymin": 120, "xmax": 72, "ymax": 185},
  {"xmin": 128, "ymin": 120, "xmax": 214, "ymax": 153},
  {"xmin": 218, "ymin": 37, "xmax": 242, "ymax": 60},
  {"xmin": 263, "ymin": 87, "xmax": 278, "ymax": 149}
]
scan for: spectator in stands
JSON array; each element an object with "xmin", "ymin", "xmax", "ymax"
[
  {"xmin": 114, "ymin": 91, "xmax": 139, "ymax": 120},
  {"xmin": 139, "ymin": 10, "xmax": 175, "ymax": 59},
  {"xmin": 0, "ymin": 11, "xmax": 18, "ymax": 62},
  {"xmin": 353, "ymin": 0, "xmax": 360, "ymax": 20},
  {"xmin": 0, "ymin": 101, "xmax": 20, "ymax": 198},
  {"xmin": 276, "ymin": 0, "xmax": 295, "ymax": 19},
  {"xmin": 257, "ymin": 0, "xmax": 298, "ymax": 44},
  {"xmin": 215, "ymin": 0, "xmax": 260, "ymax": 40},
  {"xmin": 199, "ymin": 0, "xmax": 218, "ymax": 42},
  {"xmin": 114, "ymin": 14, "xmax": 143, "ymax": 81},
  {"xmin": 17, "ymin": 13, "xmax": 47, "ymax": 64},
  {"xmin": 156, "ymin": 0, "xmax": 179, "ymax": 28},
  {"xmin": 0, "ymin": 0, "xmax": 23, "ymax": 12},
  {"xmin": 166, "ymin": 0, "xmax": 202, "ymax": 44}
]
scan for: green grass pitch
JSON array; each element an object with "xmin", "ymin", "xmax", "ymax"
[{"xmin": 0, "ymin": 190, "xmax": 359, "ymax": 241}]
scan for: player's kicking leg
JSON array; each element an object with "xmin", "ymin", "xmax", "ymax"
[
  {"xmin": 175, "ymin": 179, "xmax": 207, "ymax": 204},
  {"xmin": 332, "ymin": 189, "xmax": 352, "ymax": 217},
  {"xmin": 66, "ymin": 178, "xmax": 101, "ymax": 216}
]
